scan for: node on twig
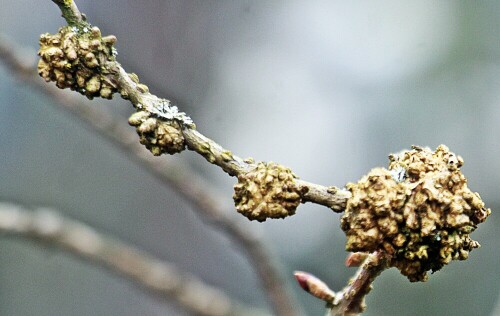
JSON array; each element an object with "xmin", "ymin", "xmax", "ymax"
[
  {"xmin": 38, "ymin": 25, "xmax": 118, "ymax": 99},
  {"xmin": 233, "ymin": 162, "xmax": 302, "ymax": 222},
  {"xmin": 341, "ymin": 145, "xmax": 491, "ymax": 281}
]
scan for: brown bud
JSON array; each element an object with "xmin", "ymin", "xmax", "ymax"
[{"xmin": 294, "ymin": 271, "xmax": 336, "ymax": 303}]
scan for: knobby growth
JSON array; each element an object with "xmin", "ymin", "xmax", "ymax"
[
  {"xmin": 33, "ymin": 1, "xmax": 491, "ymax": 315},
  {"xmin": 342, "ymin": 145, "xmax": 489, "ymax": 282}
]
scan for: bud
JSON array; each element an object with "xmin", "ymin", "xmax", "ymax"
[{"xmin": 294, "ymin": 271, "xmax": 336, "ymax": 304}]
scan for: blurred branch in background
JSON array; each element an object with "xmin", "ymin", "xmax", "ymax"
[
  {"xmin": 0, "ymin": 203, "xmax": 264, "ymax": 316},
  {"xmin": 0, "ymin": 35, "xmax": 297, "ymax": 316}
]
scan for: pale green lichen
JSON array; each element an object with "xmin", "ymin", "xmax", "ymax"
[
  {"xmin": 136, "ymin": 83, "xmax": 149, "ymax": 94},
  {"xmin": 197, "ymin": 141, "xmax": 216, "ymax": 163},
  {"xmin": 233, "ymin": 161, "xmax": 302, "ymax": 222},
  {"xmin": 340, "ymin": 145, "xmax": 490, "ymax": 282},
  {"xmin": 243, "ymin": 157, "xmax": 255, "ymax": 164},
  {"xmin": 221, "ymin": 151, "xmax": 233, "ymax": 162}
]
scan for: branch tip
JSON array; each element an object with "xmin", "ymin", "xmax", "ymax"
[{"xmin": 293, "ymin": 271, "xmax": 336, "ymax": 304}]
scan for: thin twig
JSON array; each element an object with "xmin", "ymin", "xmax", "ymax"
[
  {"xmin": 51, "ymin": 0, "xmax": 86, "ymax": 26},
  {"xmin": 331, "ymin": 251, "xmax": 389, "ymax": 316},
  {"xmin": 0, "ymin": 35, "xmax": 298, "ymax": 316},
  {"xmin": 293, "ymin": 252, "xmax": 389, "ymax": 316},
  {"xmin": 0, "ymin": 203, "xmax": 265, "ymax": 316},
  {"xmin": 50, "ymin": 0, "xmax": 351, "ymax": 213}
]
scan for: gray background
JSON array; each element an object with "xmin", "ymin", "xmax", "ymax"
[{"xmin": 0, "ymin": 1, "xmax": 498, "ymax": 315}]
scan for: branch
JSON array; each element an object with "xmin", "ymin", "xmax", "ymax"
[
  {"xmin": 331, "ymin": 251, "xmax": 389, "ymax": 316},
  {"xmin": 0, "ymin": 35, "xmax": 298, "ymax": 316},
  {"xmin": 115, "ymin": 63, "xmax": 351, "ymax": 212},
  {"xmin": 0, "ymin": 203, "xmax": 264, "ymax": 316},
  {"xmin": 51, "ymin": 0, "xmax": 86, "ymax": 26},
  {"xmin": 39, "ymin": 1, "xmax": 492, "ymax": 314},
  {"xmin": 293, "ymin": 252, "xmax": 389, "ymax": 316},
  {"xmin": 46, "ymin": 0, "xmax": 350, "ymax": 217}
]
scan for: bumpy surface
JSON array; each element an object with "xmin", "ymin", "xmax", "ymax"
[
  {"xmin": 38, "ymin": 25, "xmax": 118, "ymax": 99},
  {"xmin": 341, "ymin": 145, "xmax": 490, "ymax": 281},
  {"xmin": 128, "ymin": 111, "xmax": 185, "ymax": 155},
  {"xmin": 233, "ymin": 162, "xmax": 302, "ymax": 222}
]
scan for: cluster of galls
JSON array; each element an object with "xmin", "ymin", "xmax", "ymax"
[
  {"xmin": 233, "ymin": 162, "xmax": 302, "ymax": 222},
  {"xmin": 38, "ymin": 25, "xmax": 118, "ymax": 99},
  {"xmin": 128, "ymin": 111, "xmax": 185, "ymax": 155},
  {"xmin": 341, "ymin": 145, "xmax": 490, "ymax": 282}
]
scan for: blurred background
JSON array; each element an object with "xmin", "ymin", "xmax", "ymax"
[{"xmin": 0, "ymin": 1, "xmax": 498, "ymax": 315}]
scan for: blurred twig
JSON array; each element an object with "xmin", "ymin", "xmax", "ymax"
[
  {"xmin": 0, "ymin": 203, "xmax": 264, "ymax": 316},
  {"xmin": 0, "ymin": 35, "xmax": 297, "ymax": 315}
]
